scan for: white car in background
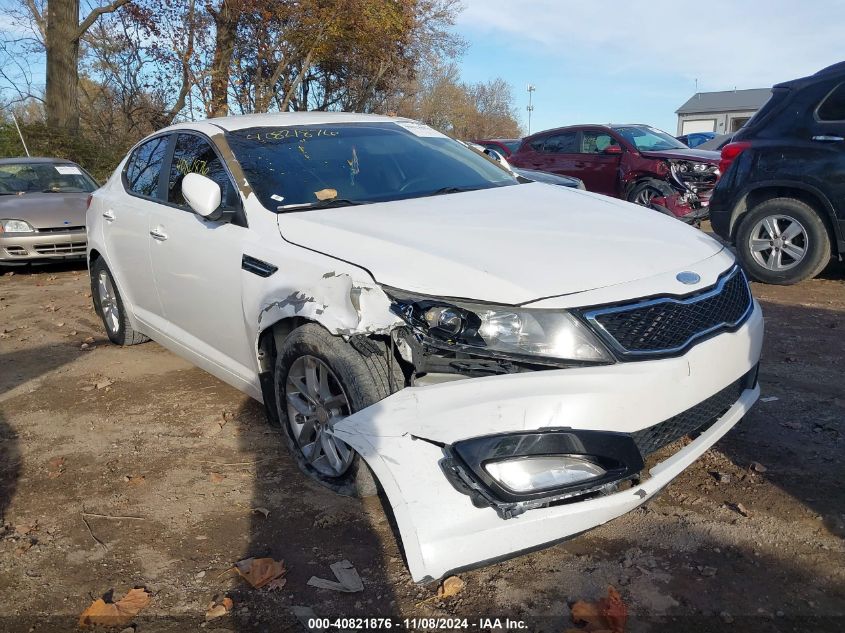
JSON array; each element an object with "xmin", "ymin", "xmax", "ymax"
[{"xmin": 86, "ymin": 113, "xmax": 763, "ymax": 583}]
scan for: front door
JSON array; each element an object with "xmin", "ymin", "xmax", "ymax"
[
  {"xmin": 147, "ymin": 132, "xmax": 256, "ymax": 386},
  {"xmin": 572, "ymin": 130, "xmax": 623, "ymax": 196}
]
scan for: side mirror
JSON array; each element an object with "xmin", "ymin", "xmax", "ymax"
[
  {"xmin": 182, "ymin": 173, "xmax": 222, "ymax": 219},
  {"xmin": 603, "ymin": 145, "xmax": 623, "ymax": 155},
  {"xmin": 484, "ymin": 148, "xmax": 506, "ymax": 163}
]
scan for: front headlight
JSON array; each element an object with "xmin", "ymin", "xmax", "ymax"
[
  {"xmin": 389, "ymin": 292, "xmax": 614, "ymax": 363},
  {"xmin": 0, "ymin": 219, "xmax": 35, "ymax": 234},
  {"xmin": 485, "ymin": 455, "xmax": 606, "ymax": 493}
]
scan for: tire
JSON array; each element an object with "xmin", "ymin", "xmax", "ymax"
[
  {"xmin": 90, "ymin": 258, "xmax": 149, "ymax": 346},
  {"xmin": 735, "ymin": 197, "xmax": 832, "ymax": 285},
  {"xmin": 274, "ymin": 324, "xmax": 398, "ymax": 497},
  {"xmin": 627, "ymin": 179, "xmax": 675, "ymax": 211}
]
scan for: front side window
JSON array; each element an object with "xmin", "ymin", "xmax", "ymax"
[
  {"xmin": 167, "ymin": 134, "xmax": 238, "ymax": 209},
  {"xmin": 612, "ymin": 125, "xmax": 687, "ymax": 151},
  {"xmin": 817, "ymin": 82, "xmax": 845, "ymax": 121},
  {"xmin": 125, "ymin": 136, "xmax": 169, "ymax": 198},
  {"xmin": 541, "ymin": 132, "xmax": 578, "ymax": 154},
  {"xmin": 226, "ymin": 122, "xmax": 518, "ymax": 211},
  {"xmin": 0, "ymin": 162, "xmax": 97, "ymax": 195},
  {"xmin": 580, "ymin": 132, "xmax": 618, "ymax": 154}
]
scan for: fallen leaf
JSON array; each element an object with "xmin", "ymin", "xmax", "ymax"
[
  {"xmin": 15, "ymin": 520, "xmax": 37, "ymax": 536},
  {"xmin": 570, "ymin": 586, "xmax": 627, "ymax": 633},
  {"xmin": 314, "ymin": 188, "xmax": 338, "ymax": 201},
  {"xmin": 437, "ymin": 575, "xmax": 465, "ymax": 598},
  {"xmin": 252, "ymin": 507, "xmax": 270, "ymax": 518},
  {"xmin": 205, "ymin": 596, "xmax": 233, "ymax": 620},
  {"xmin": 79, "ymin": 587, "xmax": 151, "ymax": 628},
  {"xmin": 48, "ymin": 456, "xmax": 66, "ymax": 478},
  {"xmin": 124, "ymin": 475, "xmax": 146, "ymax": 486},
  {"xmin": 750, "ymin": 462, "xmax": 768, "ymax": 473},
  {"xmin": 95, "ymin": 378, "xmax": 114, "ymax": 390},
  {"xmin": 729, "ymin": 502, "xmax": 751, "ymax": 517},
  {"xmin": 210, "ymin": 472, "xmax": 225, "ymax": 484},
  {"xmin": 234, "ymin": 557, "xmax": 287, "ymax": 589},
  {"xmin": 307, "ymin": 559, "xmax": 363, "ymax": 593},
  {"xmin": 15, "ymin": 540, "xmax": 34, "ymax": 555}
]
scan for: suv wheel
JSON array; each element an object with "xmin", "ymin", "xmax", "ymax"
[
  {"xmin": 736, "ymin": 197, "xmax": 831, "ymax": 284},
  {"xmin": 274, "ymin": 324, "xmax": 397, "ymax": 497},
  {"xmin": 627, "ymin": 179, "xmax": 675, "ymax": 211},
  {"xmin": 90, "ymin": 258, "xmax": 150, "ymax": 346}
]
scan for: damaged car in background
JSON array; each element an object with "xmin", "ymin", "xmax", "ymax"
[
  {"xmin": 86, "ymin": 113, "xmax": 763, "ymax": 583},
  {"xmin": 509, "ymin": 123, "xmax": 721, "ymax": 223}
]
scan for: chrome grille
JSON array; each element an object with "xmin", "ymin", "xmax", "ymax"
[{"xmin": 581, "ymin": 266, "xmax": 752, "ymax": 358}]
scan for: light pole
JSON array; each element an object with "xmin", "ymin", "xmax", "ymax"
[{"xmin": 526, "ymin": 84, "xmax": 536, "ymax": 135}]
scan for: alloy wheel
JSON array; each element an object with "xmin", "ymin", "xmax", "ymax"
[
  {"xmin": 97, "ymin": 270, "xmax": 120, "ymax": 334},
  {"xmin": 634, "ymin": 187, "xmax": 660, "ymax": 206},
  {"xmin": 748, "ymin": 214, "xmax": 807, "ymax": 272},
  {"xmin": 285, "ymin": 355, "xmax": 354, "ymax": 477}
]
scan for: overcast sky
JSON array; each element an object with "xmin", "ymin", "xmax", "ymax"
[{"xmin": 455, "ymin": 0, "xmax": 845, "ymax": 135}]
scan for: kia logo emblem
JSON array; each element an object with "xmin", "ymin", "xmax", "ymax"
[{"xmin": 676, "ymin": 271, "xmax": 701, "ymax": 285}]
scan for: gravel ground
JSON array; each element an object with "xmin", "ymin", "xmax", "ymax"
[{"xmin": 0, "ymin": 259, "xmax": 843, "ymax": 633}]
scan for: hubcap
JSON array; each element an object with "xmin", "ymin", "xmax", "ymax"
[
  {"xmin": 634, "ymin": 187, "xmax": 659, "ymax": 206},
  {"xmin": 97, "ymin": 270, "xmax": 120, "ymax": 334},
  {"xmin": 748, "ymin": 214, "xmax": 808, "ymax": 272},
  {"xmin": 285, "ymin": 355, "xmax": 354, "ymax": 477}
]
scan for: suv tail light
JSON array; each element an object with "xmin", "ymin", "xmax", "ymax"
[{"xmin": 719, "ymin": 141, "xmax": 752, "ymax": 175}]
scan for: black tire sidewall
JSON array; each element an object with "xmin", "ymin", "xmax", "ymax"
[
  {"xmin": 273, "ymin": 324, "xmax": 382, "ymax": 496},
  {"xmin": 90, "ymin": 259, "xmax": 128, "ymax": 345},
  {"xmin": 736, "ymin": 198, "xmax": 831, "ymax": 285}
]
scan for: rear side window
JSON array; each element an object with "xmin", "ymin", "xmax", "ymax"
[
  {"xmin": 817, "ymin": 83, "xmax": 845, "ymax": 121},
  {"xmin": 580, "ymin": 132, "xmax": 618, "ymax": 153},
  {"xmin": 542, "ymin": 133, "xmax": 578, "ymax": 153},
  {"xmin": 125, "ymin": 136, "xmax": 169, "ymax": 198},
  {"xmin": 167, "ymin": 134, "xmax": 238, "ymax": 209}
]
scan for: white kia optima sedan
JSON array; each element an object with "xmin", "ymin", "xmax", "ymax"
[{"xmin": 86, "ymin": 113, "xmax": 763, "ymax": 583}]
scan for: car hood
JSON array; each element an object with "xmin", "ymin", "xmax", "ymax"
[
  {"xmin": 0, "ymin": 192, "xmax": 88, "ymax": 229},
  {"xmin": 276, "ymin": 183, "xmax": 725, "ymax": 305},
  {"xmin": 639, "ymin": 147, "xmax": 721, "ymax": 162}
]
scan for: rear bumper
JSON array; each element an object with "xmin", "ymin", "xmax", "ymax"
[
  {"xmin": 334, "ymin": 303, "xmax": 763, "ymax": 582},
  {"xmin": 0, "ymin": 231, "xmax": 87, "ymax": 261}
]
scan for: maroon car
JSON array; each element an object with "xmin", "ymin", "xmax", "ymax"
[
  {"xmin": 509, "ymin": 124, "xmax": 721, "ymax": 220},
  {"xmin": 473, "ymin": 138, "xmax": 522, "ymax": 157}
]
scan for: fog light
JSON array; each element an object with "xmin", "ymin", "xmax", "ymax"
[{"xmin": 484, "ymin": 455, "xmax": 606, "ymax": 493}]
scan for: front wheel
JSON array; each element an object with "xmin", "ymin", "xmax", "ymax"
[
  {"xmin": 274, "ymin": 324, "xmax": 397, "ymax": 497},
  {"xmin": 735, "ymin": 197, "xmax": 831, "ymax": 284}
]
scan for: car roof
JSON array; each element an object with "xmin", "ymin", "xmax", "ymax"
[
  {"xmin": 164, "ymin": 111, "xmax": 405, "ymax": 134},
  {"xmin": 0, "ymin": 156, "xmax": 76, "ymax": 165}
]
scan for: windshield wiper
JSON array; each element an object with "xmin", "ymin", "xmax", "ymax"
[
  {"xmin": 277, "ymin": 198, "xmax": 373, "ymax": 212},
  {"xmin": 422, "ymin": 186, "xmax": 481, "ymax": 197}
]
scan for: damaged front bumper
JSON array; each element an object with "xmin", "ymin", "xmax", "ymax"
[{"xmin": 332, "ymin": 303, "xmax": 763, "ymax": 583}]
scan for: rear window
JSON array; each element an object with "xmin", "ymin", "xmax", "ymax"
[
  {"xmin": 0, "ymin": 162, "xmax": 97, "ymax": 195},
  {"xmin": 817, "ymin": 82, "xmax": 845, "ymax": 121}
]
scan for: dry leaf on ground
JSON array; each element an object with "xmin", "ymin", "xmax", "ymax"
[
  {"xmin": 234, "ymin": 557, "xmax": 287, "ymax": 589},
  {"xmin": 205, "ymin": 596, "xmax": 233, "ymax": 620},
  {"xmin": 569, "ymin": 586, "xmax": 627, "ymax": 633},
  {"xmin": 210, "ymin": 472, "xmax": 225, "ymax": 484},
  {"xmin": 124, "ymin": 475, "xmax": 146, "ymax": 485},
  {"xmin": 78, "ymin": 587, "xmax": 151, "ymax": 628},
  {"xmin": 48, "ymin": 456, "xmax": 65, "ymax": 478},
  {"xmin": 437, "ymin": 576, "xmax": 465, "ymax": 598}
]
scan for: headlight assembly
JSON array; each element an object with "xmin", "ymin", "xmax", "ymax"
[
  {"xmin": 388, "ymin": 292, "xmax": 614, "ymax": 364},
  {"xmin": 0, "ymin": 219, "xmax": 35, "ymax": 234}
]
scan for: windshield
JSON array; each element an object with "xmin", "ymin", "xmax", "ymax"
[
  {"xmin": 226, "ymin": 122, "xmax": 518, "ymax": 210},
  {"xmin": 0, "ymin": 162, "xmax": 97, "ymax": 194},
  {"xmin": 612, "ymin": 125, "xmax": 688, "ymax": 151}
]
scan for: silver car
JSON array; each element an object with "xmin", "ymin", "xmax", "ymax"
[{"xmin": 0, "ymin": 157, "xmax": 97, "ymax": 263}]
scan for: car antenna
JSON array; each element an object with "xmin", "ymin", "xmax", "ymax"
[{"xmin": 10, "ymin": 112, "xmax": 30, "ymax": 157}]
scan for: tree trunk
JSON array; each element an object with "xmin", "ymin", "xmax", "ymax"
[
  {"xmin": 46, "ymin": 0, "xmax": 81, "ymax": 130},
  {"xmin": 209, "ymin": 0, "xmax": 240, "ymax": 118}
]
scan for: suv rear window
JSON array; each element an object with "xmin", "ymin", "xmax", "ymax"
[{"xmin": 817, "ymin": 83, "xmax": 845, "ymax": 121}]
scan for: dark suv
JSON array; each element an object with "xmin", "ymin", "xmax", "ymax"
[
  {"xmin": 709, "ymin": 62, "xmax": 845, "ymax": 284},
  {"xmin": 509, "ymin": 124, "xmax": 720, "ymax": 221}
]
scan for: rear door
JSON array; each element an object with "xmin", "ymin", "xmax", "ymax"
[
  {"xmin": 103, "ymin": 135, "xmax": 170, "ymax": 328},
  {"xmin": 147, "ymin": 132, "xmax": 256, "ymax": 385},
  {"xmin": 521, "ymin": 132, "xmax": 580, "ymax": 176},
  {"xmin": 572, "ymin": 130, "xmax": 623, "ymax": 196},
  {"xmin": 811, "ymin": 80, "xmax": 845, "ymax": 236}
]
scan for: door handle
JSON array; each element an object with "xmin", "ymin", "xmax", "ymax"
[
  {"xmin": 149, "ymin": 227, "xmax": 168, "ymax": 241},
  {"xmin": 812, "ymin": 135, "xmax": 844, "ymax": 142},
  {"xmin": 102, "ymin": 209, "xmax": 115, "ymax": 221}
]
